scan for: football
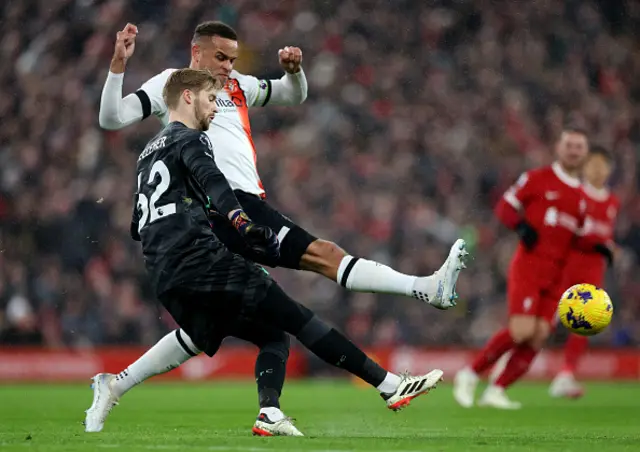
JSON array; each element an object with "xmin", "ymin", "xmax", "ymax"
[{"xmin": 557, "ymin": 283, "xmax": 613, "ymax": 336}]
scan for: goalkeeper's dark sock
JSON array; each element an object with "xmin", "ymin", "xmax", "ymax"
[
  {"xmin": 471, "ymin": 328, "xmax": 515, "ymax": 374},
  {"xmin": 297, "ymin": 318, "xmax": 388, "ymax": 388},
  {"xmin": 255, "ymin": 347, "xmax": 287, "ymax": 409},
  {"xmin": 257, "ymin": 284, "xmax": 391, "ymax": 389}
]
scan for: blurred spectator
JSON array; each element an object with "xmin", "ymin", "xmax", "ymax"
[{"xmin": 0, "ymin": 0, "xmax": 638, "ymax": 348}]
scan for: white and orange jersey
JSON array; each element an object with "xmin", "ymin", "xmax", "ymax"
[
  {"xmin": 138, "ymin": 69, "xmax": 270, "ymax": 196},
  {"xmin": 99, "ymin": 66, "xmax": 307, "ymax": 195}
]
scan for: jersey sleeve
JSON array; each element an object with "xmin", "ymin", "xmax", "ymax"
[
  {"xmin": 234, "ymin": 70, "xmax": 308, "ymax": 108},
  {"xmin": 502, "ymin": 172, "xmax": 538, "ymax": 211},
  {"xmin": 180, "ymin": 134, "xmax": 242, "ymax": 216},
  {"xmin": 234, "ymin": 72, "xmax": 270, "ymax": 107},
  {"xmin": 574, "ymin": 200, "xmax": 599, "ymax": 251},
  {"xmin": 137, "ymin": 69, "xmax": 175, "ymax": 120},
  {"xmin": 130, "ymin": 192, "xmax": 141, "ymax": 242},
  {"xmin": 602, "ymin": 195, "xmax": 620, "ymax": 244},
  {"xmin": 99, "ymin": 72, "xmax": 146, "ymax": 130}
]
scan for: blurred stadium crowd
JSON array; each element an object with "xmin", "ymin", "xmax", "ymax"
[{"xmin": 1, "ymin": 0, "xmax": 639, "ymax": 349}]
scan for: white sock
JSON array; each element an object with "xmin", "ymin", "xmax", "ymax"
[
  {"xmin": 465, "ymin": 366, "xmax": 479, "ymax": 378},
  {"xmin": 376, "ymin": 372, "xmax": 402, "ymax": 394},
  {"xmin": 111, "ymin": 329, "xmax": 200, "ymax": 398},
  {"xmin": 259, "ymin": 406, "xmax": 285, "ymax": 422},
  {"xmin": 337, "ymin": 256, "xmax": 417, "ymax": 296}
]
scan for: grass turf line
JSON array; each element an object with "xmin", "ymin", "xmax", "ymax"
[{"xmin": 0, "ymin": 381, "xmax": 639, "ymax": 451}]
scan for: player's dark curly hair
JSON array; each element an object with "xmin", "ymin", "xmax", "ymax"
[
  {"xmin": 192, "ymin": 21, "xmax": 238, "ymax": 44},
  {"xmin": 589, "ymin": 144, "xmax": 614, "ymax": 163},
  {"xmin": 562, "ymin": 125, "xmax": 589, "ymax": 139}
]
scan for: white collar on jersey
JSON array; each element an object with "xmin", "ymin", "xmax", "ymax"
[
  {"xmin": 583, "ymin": 182, "xmax": 610, "ymax": 201},
  {"xmin": 552, "ymin": 161, "xmax": 581, "ymax": 188}
]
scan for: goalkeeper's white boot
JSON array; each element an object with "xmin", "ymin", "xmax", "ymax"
[
  {"xmin": 453, "ymin": 366, "xmax": 479, "ymax": 408},
  {"xmin": 549, "ymin": 371, "xmax": 584, "ymax": 399},
  {"xmin": 412, "ymin": 239, "xmax": 468, "ymax": 309},
  {"xmin": 252, "ymin": 411, "xmax": 304, "ymax": 437},
  {"xmin": 382, "ymin": 369, "xmax": 444, "ymax": 411},
  {"xmin": 84, "ymin": 373, "xmax": 119, "ymax": 432},
  {"xmin": 478, "ymin": 385, "xmax": 522, "ymax": 410}
]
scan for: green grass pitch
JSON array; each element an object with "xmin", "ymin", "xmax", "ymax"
[{"xmin": 1, "ymin": 380, "xmax": 639, "ymax": 451}]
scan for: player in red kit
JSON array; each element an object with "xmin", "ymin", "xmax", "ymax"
[
  {"xmin": 454, "ymin": 127, "xmax": 590, "ymax": 409},
  {"xmin": 549, "ymin": 145, "xmax": 619, "ymax": 399}
]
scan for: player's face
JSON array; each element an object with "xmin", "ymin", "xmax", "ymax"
[
  {"xmin": 583, "ymin": 154, "xmax": 612, "ymax": 188},
  {"xmin": 193, "ymin": 36, "xmax": 238, "ymax": 84},
  {"xmin": 556, "ymin": 132, "xmax": 589, "ymax": 171},
  {"xmin": 193, "ymin": 87, "xmax": 219, "ymax": 131}
]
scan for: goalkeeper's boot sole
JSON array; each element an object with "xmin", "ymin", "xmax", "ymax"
[
  {"xmin": 382, "ymin": 369, "xmax": 444, "ymax": 411},
  {"xmin": 252, "ymin": 413, "xmax": 304, "ymax": 437}
]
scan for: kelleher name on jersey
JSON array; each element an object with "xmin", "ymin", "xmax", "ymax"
[{"xmin": 139, "ymin": 136, "xmax": 167, "ymax": 161}]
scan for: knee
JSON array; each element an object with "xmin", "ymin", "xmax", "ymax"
[
  {"xmin": 259, "ymin": 334, "xmax": 291, "ymax": 362},
  {"xmin": 531, "ymin": 320, "xmax": 551, "ymax": 350},
  {"xmin": 508, "ymin": 317, "xmax": 537, "ymax": 344},
  {"xmin": 176, "ymin": 329, "xmax": 203, "ymax": 356}
]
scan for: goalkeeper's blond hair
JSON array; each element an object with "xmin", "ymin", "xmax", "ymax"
[{"xmin": 162, "ymin": 69, "xmax": 223, "ymax": 110}]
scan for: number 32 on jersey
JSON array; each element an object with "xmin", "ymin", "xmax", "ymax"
[{"xmin": 136, "ymin": 160, "xmax": 176, "ymax": 233}]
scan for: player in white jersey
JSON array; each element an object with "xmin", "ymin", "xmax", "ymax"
[
  {"xmin": 91, "ymin": 21, "xmax": 467, "ymax": 436},
  {"xmin": 100, "ymin": 20, "xmax": 464, "ymax": 309}
]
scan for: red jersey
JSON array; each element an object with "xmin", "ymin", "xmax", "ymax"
[
  {"xmin": 496, "ymin": 162, "xmax": 585, "ymax": 272},
  {"xmin": 562, "ymin": 184, "xmax": 619, "ymax": 287}
]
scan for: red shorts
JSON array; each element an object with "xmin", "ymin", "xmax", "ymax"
[
  {"xmin": 560, "ymin": 268, "xmax": 604, "ymax": 290},
  {"xmin": 507, "ymin": 258, "xmax": 563, "ymax": 322},
  {"xmin": 560, "ymin": 251, "xmax": 606, "ymax": 290}
]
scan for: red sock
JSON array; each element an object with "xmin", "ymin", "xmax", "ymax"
[
  {"xmin": 494, "ymin": 344, "xmax": 537, "ymax": 388},
  {"xmin": 471, "ymin": 328, "xmax": 515, "ymax": 374},
  {"xmin": 562, "ymin": 334, "xmax": 589, "ymax": 374}
]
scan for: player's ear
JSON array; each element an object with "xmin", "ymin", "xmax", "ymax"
[
  {"xmin": 182, "ymin": 89, "xmax": 193, "ymax": 105},
  {"xmin": 191, "ymin": 43, "xmax": 200, "ymax": 65}
]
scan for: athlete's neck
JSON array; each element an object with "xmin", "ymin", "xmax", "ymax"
[
  {"xmin": 168, "ymin": 111, "xmax": 199, "ymax": 130},
  {"xmin": 558, "ymin": 161, "xmax": 579, "ymax": 178}
]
